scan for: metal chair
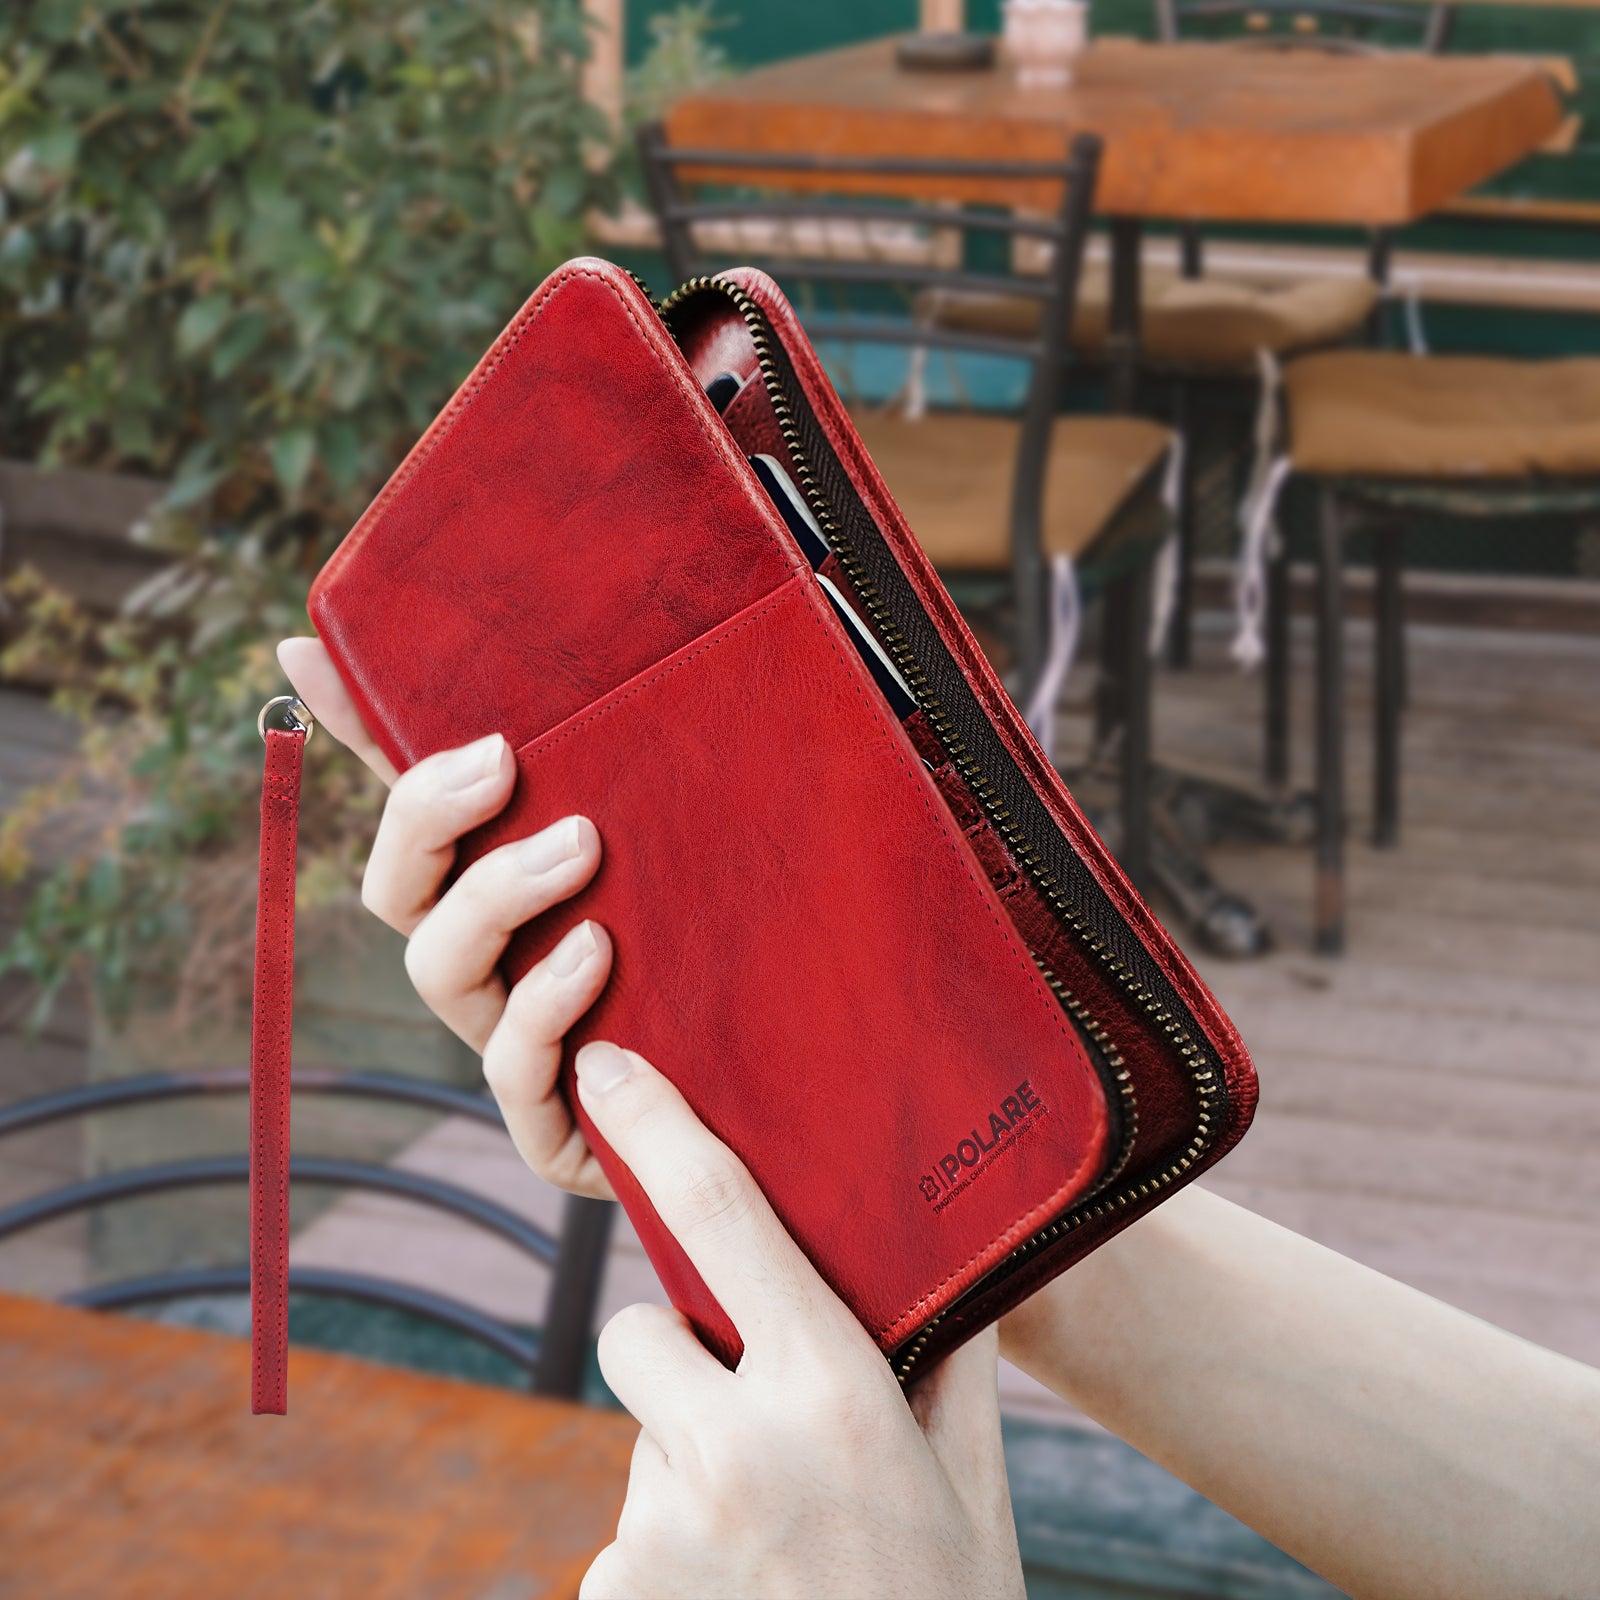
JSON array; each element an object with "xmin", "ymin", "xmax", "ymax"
[
  {"xmin": 1151, "ymin": 0, "xmax": 1454, "ymax": 666},
  {"xmin": 635, "ymin": 121, "xmax": 1174, "ymax": 891},
  {"xmin": 0, "ymin": 1067, "xmax": 615, "ymax": 1398},
  {"xmin": 918, "ymin": 2, "xmax": 1450, "ymax": 677},
  {"xmin": 1267, "ymin": 348, "xmax": 1600, "ymax": 952}
]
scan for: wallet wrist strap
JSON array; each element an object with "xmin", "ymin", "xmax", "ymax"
[{"xmin": 250, "ymin": 698, "xmax": 312, "ymax": 1414}]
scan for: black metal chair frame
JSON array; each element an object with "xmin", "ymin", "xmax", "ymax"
[
  {"xmin": 1268, "ymin": 474, "xmax": 1600, "ymax": 955},
  {"xmin": 0, "ymin": 1068, "xmax": 614, "ymax": 1398},
  {"xmin": 1263, "ymin": 193, "xmax": 1600, "ymax": 951},
  {"xmin": 635, "ymin": 122, "xmax": 1170, "ymax": 891},
  {"xmin": 1143, "ymin": 0, "xmax": 1452, "ymax": 672}
]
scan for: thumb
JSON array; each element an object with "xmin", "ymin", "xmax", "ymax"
[
  {"xmin": 277, "ymin": 636, "xmax": 400, "ymax": 785},
  {"xmin": 908, "ymin": 1325, "xmax": 1014, "ymax": 1531}
]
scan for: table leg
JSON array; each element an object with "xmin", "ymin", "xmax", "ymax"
[
  {"xmin": 1314, "ymin": 488, "xmax": 1346, "ymax": 954},
  {"xmin": 1102, "ymin": 214, "xmax": 1276, "ymax": 955},
  {"xmin": 1265, "ymin": 534, "xmax": 1291, "ymax": 789},
  {"xmin": 1167, "ymin": 383, "xmax": 1196, "ymax": 671},
  {"xmin": 1373, "ymin": 521, "xmax": 1403, "ymax": 848},
  {"xmin": 1107, "ymin": 216, "xmax": 1143, "ymax": 415},
  {"xmin": 1095, "ymin": 569, "xmax": 1131, "ymax": 755},
  {"xmin": 533, "ymin": 1195, "xmax": 615, "ymax": 1399},
  {"xmin": 1120, "ymin": 562, "xmax": 1153, "ymax": 896}
]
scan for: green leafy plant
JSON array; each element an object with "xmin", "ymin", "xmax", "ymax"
[
  {"xmin": 0, "ymin": 0, "xmax": 620, "ymax": 1025},
  {"xmin": 625, "ymin": 2, "xmax": 731, "ymax": 127}
]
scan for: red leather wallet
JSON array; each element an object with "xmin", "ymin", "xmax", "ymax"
[{"xmin": 254, "ymin": 257, "xmax": 1256, "ymax": 1406}]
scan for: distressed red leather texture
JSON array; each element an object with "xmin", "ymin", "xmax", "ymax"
[
  {"xmin": 306, "ymin": 256, "xmax": 1257, "ymax": 1374},
  {"xmin": 250, "ymin": 726, "xmax": 302, "ymax": 1414},
  {"xmin": 708, "ymin": 268, "xmax": 1259, "ymax": 1348},
  {"xmin": 310, "ymin": 260, "xmax": 1114, "ymax": 1368}
]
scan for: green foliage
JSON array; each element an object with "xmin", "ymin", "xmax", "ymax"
[
  {"xmin": 0, "ymin": 0, "xmax": 619, "ymax": 1024},
  {"xmin": 625, "ymin": 2, "xmax": 730, "ymax": 126},
  {"xmin": 0, "ymin": 552, "xmax": 383, "ymax": 1027},
  {"xmin": 0, "ymin": 0, "xmax": 616, "ymax": 500}
]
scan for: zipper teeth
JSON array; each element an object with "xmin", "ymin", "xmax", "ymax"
[
  {"xmin": 1040, "ymin": 965, "xmax": 1138, "ymax": 1196},
  {"xmin": 622, "ymin": 267, "xmax": 660, "ymax": 308},
  {"xmin": 657, "ymin": 276, "xmax": 1222, "ymax": 1384}
]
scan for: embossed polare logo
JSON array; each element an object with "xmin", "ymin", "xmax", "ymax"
[{"xmin": 919, "ymin": 1081, "xmax": 1048, "ymax": 1212}]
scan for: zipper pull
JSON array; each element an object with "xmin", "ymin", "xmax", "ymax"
[{"xmin": 250, "ymin": 695, "xmax": 313, "ymax": 1414}]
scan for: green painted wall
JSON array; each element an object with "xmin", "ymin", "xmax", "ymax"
[{"xmin": 625, "ymin": 1, "xmax": 917, "ymax": 70}]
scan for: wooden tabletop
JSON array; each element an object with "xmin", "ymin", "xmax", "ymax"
[
  {"xmin": 666, "ymin": 37, "xmax": 1565, "ymax": 225},
  {"xmin": 0, "ymin": 1293, "xmax": 636, "ymax": 1600}
]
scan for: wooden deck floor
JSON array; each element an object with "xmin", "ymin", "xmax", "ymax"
[
  {"xmin": 2, "ymin": 607, "xmax": 1597, "ymax": 1413},
  {"xmin": 1159, "ymin": 614, "xmax": 1600, "ymax": 1374}
]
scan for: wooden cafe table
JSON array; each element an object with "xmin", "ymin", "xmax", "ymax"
[
  {"xmin": 666, "ymin": 36, "xmax": 1566, "ymax": 408},
  {"xmin": 0, "ymin": 1292, "xmax": 636, "ymax": 1599}
]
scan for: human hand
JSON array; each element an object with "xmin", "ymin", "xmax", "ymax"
[
  {"xmin": 572, "ymin": 1040, "xmax": 1026, "ymax": 1600},
  {"xmin": 277, "ymin": 636, "xmax": 615, "ymax": 1197}
]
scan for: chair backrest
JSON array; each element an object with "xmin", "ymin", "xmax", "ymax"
[
  {"xmin": 0, "ymin": 1068, "xmax": 614, "ymax": 1399},
  {"xmin": 635, "ymin": 122, "xmax": 1103, "ymax": 680},
  {"xmin": 1155, "ymin": 0, "xmax": 1453, "ymax": 52}
]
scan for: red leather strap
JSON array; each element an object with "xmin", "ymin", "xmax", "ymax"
[{"xmin": 250, "ymin": 725, "xmax": 304, "ymax": 1414}]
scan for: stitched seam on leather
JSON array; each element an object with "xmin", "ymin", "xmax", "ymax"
[
  {"xmin": 347, "ymin": 264, "xmax": 804, "ymax": 582},
  {"xmin": 885, "ymin": 1135, "xmax": 1106, "ymax": 1346},
  {"xmin": 267, "ymin": 770, "xmax": 290, "ymax": 1409},
  {"xmin": 730, "ymin": 281, "xmax": 1144, "ymax": 1328},
  {"xmin": 746, "ymin": 277, "xmax": 1252, "ymax": 1112},
  {"xmin": 516, "ymin": 581, "xmax": 805, "ymax": 759},
  {"xmin": 254, "ymin": 736, "xmax": 296, "ymax": 1412},
  {"xmin": 787, "ymin": 582, "xmax": 1108, "ymax": 1340}
]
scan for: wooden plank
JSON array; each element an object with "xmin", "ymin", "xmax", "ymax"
[
  {"xmin": 1205, "ymin": 947, "xmax": 1600, "ymax": 1030},
  {"xmin": 1186, "ymin": 563, "xmax": 1600, "ymax": 641},
  {"xmin": 1213, "ymin": 1001, "xmax": 1600, "ymax": 1085},
  {"xmin": 1199, "ymin": 1179, "xmax": 1600, "ymax": 1305},
  {"xmin": 0, "ymin": 459, "xmax": 164, "ymax": 540},
  {"xmin": 0, "ymin": 1293, "xmax": 636, "ymax": 1599},
  {"xmin": 666, "ymin": 38, "xmax": 1565, "ymax": 224},
  {"xmin": 1446, "ymin": 193, "xmax": 1600, "ymax": 228},
  {"xmin": 1222, "ymin": 1110, "xmax": 1600, "ymax": 1222},
  {"xmin": 1252, "ymin": 1056, "xmax": 1600, "ymax": 1140},
  {"xmin": 591, "ymin": 204, "xmax": 1600, "ymax": 315}
]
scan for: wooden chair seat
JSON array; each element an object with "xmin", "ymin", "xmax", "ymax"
[
  {"xmin": 848, "ymin": 410, "xmax": 1174, "ymax": 569},
  {"xmin": 920, "ymin": 268, "xmax": 1378, "ymax": 371},
  {"xmin": 1287, "ymin": 350, "xmax": 1600, "ymax": 478}
]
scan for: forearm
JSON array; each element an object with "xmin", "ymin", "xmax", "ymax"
[{"xmin": 1000, "ymin": 1185, "xmax": 1600, "ymax": 1600}]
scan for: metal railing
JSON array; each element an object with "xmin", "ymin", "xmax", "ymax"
[{"xmin": 0, "ymin": 1069, "xmax": 614, "ymax": 1397}]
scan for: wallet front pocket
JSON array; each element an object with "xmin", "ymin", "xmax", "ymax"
[{"xmin": 455, "ymin": 571, "xmax": 1116, "ymax": 1367}]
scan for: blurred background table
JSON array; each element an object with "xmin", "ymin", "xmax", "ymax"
[
  {"xmin": 667, "ymin": 37, "xmax": 1562, "ymax": 221},
  {"xmin": 0, "ymin": 1293, "xmax": 636, "ymax": 1600},
  {"xmin": 666, "ymin": 36, "xmax": 1565, "ymax": 397}
]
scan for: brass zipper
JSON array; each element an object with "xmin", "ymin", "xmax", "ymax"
[{"xmin": 656, "ymin": 275, "xmax": 1222, "ymax": 1382}]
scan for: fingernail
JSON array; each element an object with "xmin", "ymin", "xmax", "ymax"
[
  {"xmin": 576, "ymin": 1041, "xmax": 633, "ymax": 1095},
  {"xmin": 519, "ymin": 816, "xmax": 585, "ymax": 875},
  {"xmin": 547, "ymin": 919, "xmax": 599, "ymax": 978},
  {"xmin": 439, "ymin": 732, "xmax": 505, "ymax": 791}
]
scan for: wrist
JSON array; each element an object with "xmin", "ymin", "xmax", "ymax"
[{"xmin": 996, "ymin": 1185, "xmax": 1214, "ymax": 1407}]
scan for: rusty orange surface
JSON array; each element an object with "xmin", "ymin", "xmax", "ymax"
[
  {"xmin": 0, "ymin": 1292, "xmax": 635, "ymax": 1600},
  {"xmin": 666, "ymin": 37, "xmax": 1565, "ymax": 225}
]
